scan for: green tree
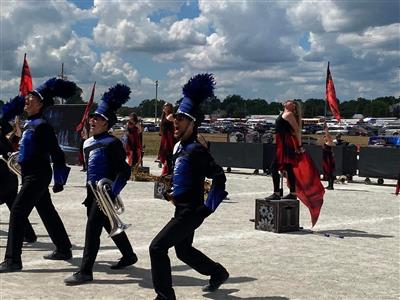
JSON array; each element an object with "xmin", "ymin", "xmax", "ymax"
[
  {"xmin": 266, "ymin": 102, "xmax": 283, "ymax": 114},
  {"xmin": 200, "ymin": 96, "xmax": 222, "ymax": 115},
  {"xmin": 63, "ymin": 86, "xmax": 84, "ymax": 104},
  {"xmin": 136, "ymin": 99, "xmax": 166, "ymax": 118},
  {"xmin": 302, "ymin": 99, "xmax": 325, "ymax": 117},
  {"xmin": 245, "ymin": 98, "xmax": 269, "ymax": 115},
  {"xmin": 363, "ymin": 100, "xmax": 390, "ymax": 117},
  {"xmin": 221, "ymin": 95, "xmax": 246, "ymax": 118}
]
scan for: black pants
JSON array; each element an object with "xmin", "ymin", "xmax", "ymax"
[
  {"xmin": 0, "ymin": 175, "xmax": 37, "ymax": 242},
  {"xmin": 5, "ymin": 169, "xmax": 71, "ymax": 263},
  {"xmin": 149, "ymin": 206, "xmax": 218, "ymax": 300},
  {"xmin": 5, "ymin": 200, "xmax": 37, "ymax": 242},
  {"xmin": 80, "ymin": 198, "xmax": 135, "ymax": 274},
  {"xmin": 270, "ymin": 159, "xmax": 296, "ymax": 194}
]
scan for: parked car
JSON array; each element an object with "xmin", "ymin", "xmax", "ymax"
[
  {"xmin": 198, "ymin": 126, "xmax": 215, "ymax": 133},
  {"xmin": 302, "ymin": 124, "xmax": 323, "ymax": 134},
  {"xmin": 379, "ymin": 124, "xmax": 400, "ymax": 135},
  {"xmin": 142, "ymin": 123, "xmax": 158, "ymax": 132},
  {"xmin": 316, "ymin": 125, "xmax": 349, "ymax": 135},
  {"xmin": 347, "ymin": 125, "xmax": 370, "ymax": 136}
]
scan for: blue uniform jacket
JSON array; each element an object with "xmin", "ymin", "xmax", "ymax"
[
  {"xmin": 83, "ymin": 132, "xmax": 131, "ymax": 199},
  {"xmin": 172, "ymin": 138, "xmax": 227, "ymax": 212},
  {"xmin": 18, "ymin": 114, "xmax": 69, "ymax": 185}
]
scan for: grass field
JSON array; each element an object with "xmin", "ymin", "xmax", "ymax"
[{"xmin": 115, "ymin": 130, "xmax": 369, "ymax": 156}]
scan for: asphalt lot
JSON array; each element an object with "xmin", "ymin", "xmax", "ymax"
[{"xmin": 0, "ymin": 157, "xmax": 399, "ymax": 300}]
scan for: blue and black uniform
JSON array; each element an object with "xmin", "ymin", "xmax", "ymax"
[
  {"xmin": 80, "ymin": 132, "xmax": 136, "ymax": 275},
  {"xmin": 149, "ymin": 136, "xmax": 228, "ymax": 300},
  {"xmin": 4, "ymin": 113, "xmax": 71, "ymax": 266},
  {"xmin": 0, "ymin": 131, "xmax": 36, "ymax": 242}
]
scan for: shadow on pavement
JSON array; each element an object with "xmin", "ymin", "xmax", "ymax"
[
  {"xmin": 291, "ymin": 228, "xmax": 394, "ymax": 239},
  {"xmin": 203, "ymin": 288, "xmax": 289, "ymax": 300},
  {"xmin": 332, "ymin": 188, "xmax": 370, "ymax": 192}
]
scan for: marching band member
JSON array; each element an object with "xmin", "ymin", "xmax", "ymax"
[
  {"xmin": 0, "ymin": 117, "xmax": 36, "ymax": 243},
  {"xmin": 64, "ymin": 84, "xmax": 137, "ymax": 285},
  {"xmin": 0, "ymin": 78, "xmax": 74, "ymax": 273},
  {"xmin": 149, "ymin": 74, "xmax": 229, "ymax": 300},
  {"xmin": 157, "ymin": 102, "xmax": 175, "ymax": 175}
]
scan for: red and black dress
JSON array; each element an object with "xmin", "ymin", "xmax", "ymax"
[
  {"xmin": 271, "ymin": 114, "xmax": 298, "ymax": 193},
  {"xmin": 125, "ymin": 122, "xmax": 142, "ymax": 167},
  {"xmin": 322, "ymin": 143, "xmax": 335, "ymax": 189},
  {"xmin": 157, "ymin": 119, "xmax": 175, "ymax": 175}
]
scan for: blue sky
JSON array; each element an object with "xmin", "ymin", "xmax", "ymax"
[{"xmin": 1, "ymin": 0, "xmax": 399, "ymax": 107}]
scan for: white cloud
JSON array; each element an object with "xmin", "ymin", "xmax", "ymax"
[
  {"xmin": 93, "ymin": 52, "xmax": 140, "ymax": 84},
  {"xmin": 1, "ymin": 0, "xmax": 399, "ymax": 104},
  {"xmin": 92, "ymin": 0, "xmax": 207, "ymax": 52},
  {"xmin": 337, "ymin": 23, "xmax": 400, "ymax": 53}
]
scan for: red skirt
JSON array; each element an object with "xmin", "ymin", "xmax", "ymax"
[
  {"xmin": 157, "ymin": 130, "xmax": 175, "ymax": 164},
  {"xmin": 276, "ymin": 132, "xmax": 298, "ymax": 170},
  {"xmin": 322, "ymin": 146, "xmax": 335, "ymax": 177}
]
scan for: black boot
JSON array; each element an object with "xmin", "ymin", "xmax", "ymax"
[
  {"xmin": 202, "ymin": 264, "xmax": 229, "ymax": 292},
  {"xmin": 326, "ymin": 178, "xmax": 334, "ymax": 190},
  {"xmin": 64, "ymin": 271, "xmax": 93, "ymax": 285},
  {"xmin": 110, "ymin": 254, "xmax": 138, "ymax": 269},
  {"xmin": 0, "ymin": 260, "xmax": 22, "ymax": 273}
]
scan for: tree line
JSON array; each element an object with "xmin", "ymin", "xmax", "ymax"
[
  {"xmin": 118, "ymin": 95, "xmax": 400, "ymax": 119},
  {"xmin": 1, "ymin": 91, "xmax": 399, "ymax": 119}
]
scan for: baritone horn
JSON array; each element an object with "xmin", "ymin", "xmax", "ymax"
[
  {"xmin": 0, "ymin": 152, "xmax": 21, "ymax": 176},
  {"xmin": 88, "ymin": 178, "xmax": 131, "ymax": 237}
]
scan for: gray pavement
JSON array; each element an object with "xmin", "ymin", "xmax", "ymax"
[{"xmin": 0, "ymin": 156, "xmax": 399, "ymax": 300}]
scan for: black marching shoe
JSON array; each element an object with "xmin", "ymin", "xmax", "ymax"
[
  {"xmin": 64, "ymin": 271, "xmax": 93, "ymax": 285},
  {"xmin": 281, "ymin": 193, "xmax": 297, "ymax": 200},
  {"xmin": 0, "ymin": 260, "xmax": 22, "ymax": 273},
  {"xmin": 264, "ymin": 193, "xmax": 281, "ymax": 200},
  {"xmin": 202, "ymin": 264, "xmax": 229, "ymax": 292},
  {"xmin": 110, "ymin": 254, "xmax": 138, "ymax": 269},
  {"xmin": 153, "ymin": 295, "xmax": 176, "ymax": 300},
  {"xmin": 43, "ymin": 249, "xmax": 72, "ymax": 260}
]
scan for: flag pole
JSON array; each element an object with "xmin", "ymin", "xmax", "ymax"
[{"xmin": 324, "ymin": 62, "xmax": 329, "ymax": 129}]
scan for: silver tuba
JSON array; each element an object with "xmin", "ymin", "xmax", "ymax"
[
  {"xmin": 88, "ymin": 178, "xmax": 131, "ymax": 237},
  {"xmin": 0, "ymin": 151, "xmax": 21, "ymax": 176}
]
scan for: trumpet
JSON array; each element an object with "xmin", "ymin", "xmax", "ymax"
[
  {"xmin": 88, "ymin": 178, "xmax": 131, "ymax": 237},
  {"xmin": 0, "ymin": 152, "xmax": 21, "ymax": 176}
]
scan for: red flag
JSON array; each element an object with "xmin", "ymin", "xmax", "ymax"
[
  {"xmin": 76, "ymin": 82, "xmax": 96, "ymax": 132},
  {"xmin": 283, "ymin": 135, "xmax": 324, "ymax": 227},
  {"xmin": 326, "ymin": 62, "xmax": 341, "ymax": 121},
  {"xmin": 19, "ymin": 53, "xmax": 33, "ymax": 97}
]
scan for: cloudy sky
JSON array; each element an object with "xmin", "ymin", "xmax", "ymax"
[{"xmin": 0, "ymin": 0, "xmax": 399, "ymax": 107}]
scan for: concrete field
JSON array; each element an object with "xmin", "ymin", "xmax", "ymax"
[{"xmin": 0, "ymin": 157, "xmax": 399, "ymax": 300}]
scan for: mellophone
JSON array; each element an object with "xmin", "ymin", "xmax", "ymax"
[
  {"xmin": 0, "ymin": 151, "xmax": 21, "ymax": 176},
  {"xmin": 88, "ymin": 178, "xmax": 131, "ymax": 238}
]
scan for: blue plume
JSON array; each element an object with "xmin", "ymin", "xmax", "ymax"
[
  {"xmin": 101, "ymin": 84, "xmax": 131, "ymax": 111},
  {"xmin": 182, "ymin": 73, "xmax": 215, "ymax": 105},
  {"xmin": 37, "ymin": 77, "xmax": 77, "ymax": 100},
  {"xmin": 2, "ymin": 95, "xmax": 25, "ymax": 122}
]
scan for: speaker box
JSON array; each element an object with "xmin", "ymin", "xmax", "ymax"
[
  {"xmin": 255, "ymin": 199, "xmax": 299, "ymax": 233},
  {"xmin": 153, "ymin": 176, "xmax": 172, "ymax": 199}
]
